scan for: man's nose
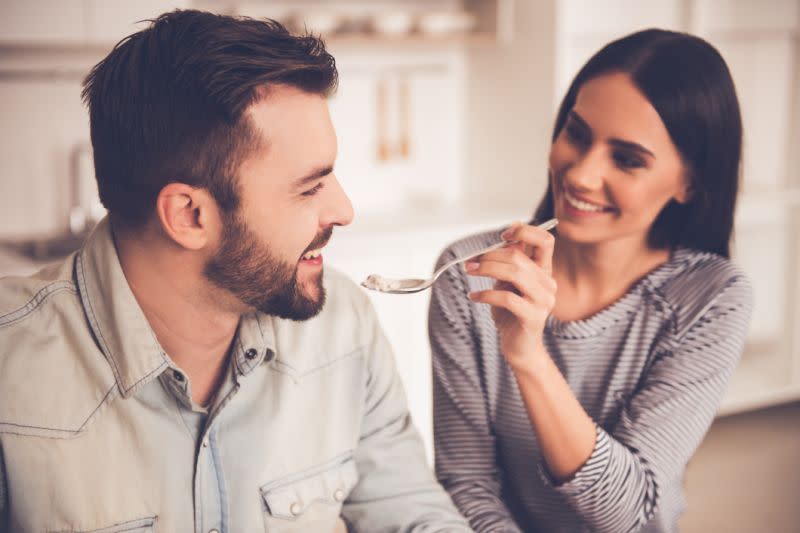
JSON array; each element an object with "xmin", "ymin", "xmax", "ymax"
[{"xmin": 322, "ymin": 174, "xmax": 354, "ymax": 227}]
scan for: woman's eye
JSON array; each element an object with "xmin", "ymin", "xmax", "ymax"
[
  {"xmin": 564, "ymin": 123, "xmax": 589, "ymax": 146},
  {"xmin": 613, "ymin": 151, "xmax": 645, "ymax": 170},
  {"xmin": 301, "ymin": 182, "xmax": 324, "ymax": 197}
]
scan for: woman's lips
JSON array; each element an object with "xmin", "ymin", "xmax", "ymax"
[{"xmin": 560, "ymin": 189, "xmax": 617, "ymax": 218}]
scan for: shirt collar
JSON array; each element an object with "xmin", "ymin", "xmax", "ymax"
[
  {"xmin": 75, "ymin": 217, "xmax": 277, "ymax": 398},
  {"xmin": 233, "ymin": 311, "xmax": 277, "ymax": 376},
  {"xmin": 76, "ymin": 218, "xmax": 168, "ymax": 397}
]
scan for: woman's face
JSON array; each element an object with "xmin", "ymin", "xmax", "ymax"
[{"xmin": 548, "ymin": 71, "xmax": 690, "ymax": 248}]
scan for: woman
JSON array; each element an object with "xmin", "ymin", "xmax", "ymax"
[{"xmin": 429, "ymin": 29, "xmax": 753, "ymax": 533}]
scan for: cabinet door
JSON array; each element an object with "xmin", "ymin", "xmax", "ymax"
[
  {"xmin": 0, "ymin": 79, "xmax": 89, "ymax": 238},
  {"xmin": 0, "ymin": 0, "xmax": 86, "ymax": 44},
  {"xmin": 329, "ymin": 57, "xmax": 464, "ymax": 218}
]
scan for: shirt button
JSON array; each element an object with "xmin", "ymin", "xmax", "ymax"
[
  {"xmin": 202, "ymin": 438, "xmax": 209, "ymax": 448},
  {"xmin": 290, "ymin": 502, "xmax": 302, "ymax": 516},
  {"xmin": 244, "ymin": 348, "xmax": 258, "ymax": 360},
  {"xmin": 173, "ymin": 370, "xmax": 184, "ymax": 382},
  {"xmin": 333, "ymin": 488, "xmax": 345, "ymax": 502},
  {"xmin": 209, "ymin": 529, "xmax": 219, "ymax": 533}
]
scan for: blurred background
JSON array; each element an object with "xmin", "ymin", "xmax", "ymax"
[{"xmin": 0, "ymin": 1, "xmax": 798, "ymax": 531}]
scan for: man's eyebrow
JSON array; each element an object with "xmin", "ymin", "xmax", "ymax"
[{"xmin": 292, "ymin": 166, "xmax": 333, "ymax": 190}]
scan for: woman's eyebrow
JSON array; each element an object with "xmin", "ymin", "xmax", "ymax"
[{"xmin": 570, "ymin": 110, "xmax": 655, "ymax": 158}]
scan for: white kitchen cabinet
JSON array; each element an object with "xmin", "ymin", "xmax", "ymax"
[
  {"xmin": 85, "ymin": 0, "xmax": 192, "ymax": 44},
  {"xmin": 0, "ymin": 0, "xmax": 86, "ymax": 45},
  {"xmin": 328, "ymin": 52, "xmax": 465, "ymax": 218},
  {"xmin": 0, "ymin": 79, "xmax": 89, "ymax": 238},
  {"xmin": 0, "ymin": 0, "xmax": 191, "ymax": 47}
]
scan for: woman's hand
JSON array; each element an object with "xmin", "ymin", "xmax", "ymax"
[{"xmin": 466, "ymin": 222, "xmax": 557, "ymax": 368}]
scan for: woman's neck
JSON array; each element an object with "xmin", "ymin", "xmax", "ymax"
[{"xmin": 551, "ymin": 236, "xmax": 671, "ymax": 322}]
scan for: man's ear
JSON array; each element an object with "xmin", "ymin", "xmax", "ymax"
[{"xmin": 155, "ymin": 183, "xmax": 216, "ymax": 250}]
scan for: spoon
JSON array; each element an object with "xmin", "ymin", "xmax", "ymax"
[{"xmin": 361, "ymin": 218, "xmax": 558, "ymax": 294}]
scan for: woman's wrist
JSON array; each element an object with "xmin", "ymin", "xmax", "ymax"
[{"xmin": 507, "ymin": 338, "xmax": 551, "ymax": 381}]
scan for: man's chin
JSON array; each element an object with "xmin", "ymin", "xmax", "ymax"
[
  {"xmin": 298, "ymin": 277, "xmax": 325, "ymax": 307},
  {"xmin": 263, "ymin": 277, "xmax": 325, "ymax": 322}
]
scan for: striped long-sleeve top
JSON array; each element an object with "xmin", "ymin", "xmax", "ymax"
[{"xmin": 429, "ymin": 228, "xmax": 753, "ymax": 533}]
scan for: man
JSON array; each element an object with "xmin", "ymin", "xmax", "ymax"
[{"xmin": 0, "ymin": 10, "xmax": 470, "ymax": 532}]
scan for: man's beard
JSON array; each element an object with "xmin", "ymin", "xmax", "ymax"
[{"xmin": 203, "ymin": 212, "xmax": 330, "ymax": 321}]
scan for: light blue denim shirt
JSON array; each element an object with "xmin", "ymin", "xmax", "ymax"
[{"xmin": 0, "ymin": 218, "xmax": 471, "ymax": 533}]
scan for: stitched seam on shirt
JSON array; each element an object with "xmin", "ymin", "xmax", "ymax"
[
  {"xmin": 124, "ymin": 359, "xmax": 169, "ymax": 396},
  {"xmin": 0, "ymin": 281, "xmax": 76, "ymax": 328},
  {"xmin": 271, "ymin": 345, "xmax": 366, "ymax": 378},
  {"xmin": 260, "ymin": 450, "xmax": 355, "ymax": 492},
  {"xmin": 210, "ymin": 428, "xmax": 230, "ymax": 533},
  {"xmin": 170, "ymin": 391, "xmax": 196, "ymax": 441},
  {"xmin": 77, "ymin": 253, "xmax": 121, "ymax": 387},
  {"xmin": 0, "ymin": 383, "xmax": 117, "ymax": 436},
  {"xmin": 50, "ymin": 515, "xmax": 157, "ymax": 533}
]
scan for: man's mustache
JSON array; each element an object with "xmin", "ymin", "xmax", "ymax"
[{"xmin": 304, "ymin": 226, "xmax": 333, "ymax": 253}]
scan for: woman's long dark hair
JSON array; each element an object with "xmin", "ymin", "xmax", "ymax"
[{"xmin": 534, "ymin": 29, "xmax": 742, "ymax": 258}]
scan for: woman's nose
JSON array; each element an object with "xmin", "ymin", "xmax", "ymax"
[{"xmin": 564, "ymin": 147, "xmax": 607, "ymax": 191}]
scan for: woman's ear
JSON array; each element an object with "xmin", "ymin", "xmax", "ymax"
[
  {"xmin": 674, "ymin": 169, "xmax": 694, "ymax": 205},
  {"xmin": 155, "ymin": 183, "xmax": 216, "ymax": 250}
]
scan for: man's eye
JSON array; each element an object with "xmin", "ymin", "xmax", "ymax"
[{"xmin": 301, "ymin": 183, "xmax": 324, "ymax": 197}]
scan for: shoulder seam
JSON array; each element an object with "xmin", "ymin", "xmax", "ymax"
[
  {"xmin": 0, "ymin": 280, "xmax": 77, "ymax": 329},
  {"xmin": 0, "ymin": 383, "xmax": 117, "ymax": 439}
]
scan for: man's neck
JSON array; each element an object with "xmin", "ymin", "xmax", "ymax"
[{"xmin": 114, "ymin": 226, "xmax": 240, "ymax": 406}]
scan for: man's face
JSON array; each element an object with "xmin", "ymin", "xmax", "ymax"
[{"xmin": 204, "ymin": 85, "xmax": 353, "ymax": 320}]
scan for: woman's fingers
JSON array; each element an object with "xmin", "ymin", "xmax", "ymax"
[
  {"xmin": 500, "ymin": 222, "xmax": 556, "ymax": 273},
  {"xmin": 465, "ymin": 258, "xmax": 554, "ymax": 305},
  {"xmin": 468, "ymin": 288, "xmax": 530, "ymax": 316}
]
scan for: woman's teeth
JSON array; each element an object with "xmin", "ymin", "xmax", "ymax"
[
  {"xmin": 565, "ymin": 191, "xmax": 608, "ymax": 213},
  {"xmin": 302, "ymin": 249, "xmax": 322, "ymax": 260}
]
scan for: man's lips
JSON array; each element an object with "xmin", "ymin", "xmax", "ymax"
[{"xmin": 300, "ymin": 228, "xmax": 333, "ymax": 262}]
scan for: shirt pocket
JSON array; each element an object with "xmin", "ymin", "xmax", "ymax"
[
  {"xmin": 260, "ymin": 453, "xmax": 358, "ymax": 532},
  {"xmin": 50, "ymin": 516, "xmax": 157, "ymax": 533}
]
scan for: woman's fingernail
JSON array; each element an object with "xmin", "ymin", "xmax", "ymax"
[
  {"xmin": 502, "ymin": 221, "xmax": 522, "ymax": 240},
  {"xmin": 467, "ymin": 292, "xmax": 477, "ymax": 300},
  {"xmin": 464, "ymin": 261, "xmax": 478, "ymax": 272}
]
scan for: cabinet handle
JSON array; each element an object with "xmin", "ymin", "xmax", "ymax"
[
  {"xmin": 376, "ymin": 78, "xmax": 392, "ymax": 162},
  {"xmin": 398, "ymin": 75, "xmax": 410, "ymax": 159}
]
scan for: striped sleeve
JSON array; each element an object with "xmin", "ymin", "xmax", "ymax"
[
  {"xmin": 541, "ymin": 274, "xmax": 753, "ymax": 533},
  {"xmin": 429, "ymin": 247, "xmax": 524, "ymax": 533}
]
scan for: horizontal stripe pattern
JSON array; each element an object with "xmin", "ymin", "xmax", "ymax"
[{"xmin": 429, "ymin": 228, "xmax": 753, "ymax": 533}]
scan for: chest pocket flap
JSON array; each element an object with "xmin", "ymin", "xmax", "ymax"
[{"xmin": 261, "ymin": 454, "xmax": 358, "ymax": 520}]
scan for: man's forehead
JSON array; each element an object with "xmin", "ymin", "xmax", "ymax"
[
  {"xmin": 240, "ymin": 87, "xmax": 337, "ymax": 182},
  {"xmin": 247, "ymin": 87, "xmax": 333, "ymax": 146}
]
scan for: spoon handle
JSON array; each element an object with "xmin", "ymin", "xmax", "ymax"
[{"xmin": 432, "ymin": 218, "xmax": 558, "ymax": 281}]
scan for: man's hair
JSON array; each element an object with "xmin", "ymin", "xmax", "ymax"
[{"xmin": 81, "ymin": 9, "xmax": 338, "ymax": 228}]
